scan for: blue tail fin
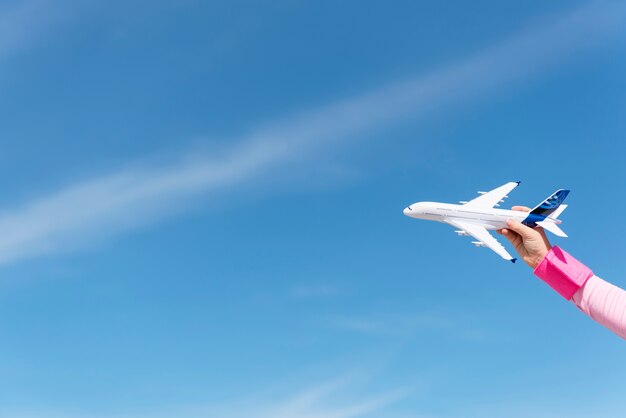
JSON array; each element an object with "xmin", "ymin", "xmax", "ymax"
[
  {"xmin": 532, "ymin": 189, "xmax": 570, "ymax": 217},
  {"xmin": 522, "ymin": 189, "xmax": 570, "ymax": 227}
]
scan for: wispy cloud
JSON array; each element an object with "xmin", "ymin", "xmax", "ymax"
[
  {"xmin": 0, "ymin": 375, "xmax": 418, "ymax": 418},
  {"xmin": 291, "ymin": 283, "xmax": 341, "ymax": 299},
  {"xmin": 4, "ymin": 374, "xmax": 626, "ymax": 418},
  {"xmin": 323, "ymin": 310, "xmax": 488, "ymax": 342},
  {"xmin": 1, "ymin": 1, "xmax": 625, "ymax": 265},
  {"xmin": 326, "ymin": 312, "xmax": 455, "ymax": 337},
  {"xmin": 0, "ymin": 0, "xmax": 76, "ymax": 60},
  {"xmin": 217, "ymin": 376, "xmax": 412, "ymax": 418}
]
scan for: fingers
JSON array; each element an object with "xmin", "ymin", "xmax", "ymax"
[
  {"xmin": 501, "ymin": 228, "xmax": 524, "ymax": 250},
  {"xmin": 505, "ymin": 219, "xmax": 539, "ymax": 241},
  {"xmin": 509, "ymin": 205, "xmax": 552, "ymax": 245},
  {"xmin": 501, "ymin": 228, "xmax": 516, "ymax": 242}
]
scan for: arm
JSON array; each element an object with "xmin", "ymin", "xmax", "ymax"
[
  {"xmin": 572, "ymin": 275, "xmax": 626, "ymax": 339},
  {"xmin": 498, "ymin": 208, "xmax": 626, "ymax": 339},
  {"xmin": 532, "ymin": 245, "xmax": 626, "ymax": 339}
]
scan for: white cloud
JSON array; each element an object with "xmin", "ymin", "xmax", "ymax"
[
  {"xmin": 326, "ymin": 312, "xmax": 455, "ymax": 337},
  {"xmin": 0, "ymin": 1, "xmax": 625, "ymax": 265},
  {"xmin": 291, "ymin": 283, "xmax": 340, "ymax": 298},
  {"xmin": 0, "ymin": 0, "xmax": 76, "ymax": 60},
  {"xmin": 219, "ymin": 377, "xmax": 411, "ymax": 418},
  {"xmin": 0, "ymin": 375, "xmax": 418, "ymax": 418},
  {"xmin": 3, "ymin": 375, "xmax": 626, "ymax": 418}
]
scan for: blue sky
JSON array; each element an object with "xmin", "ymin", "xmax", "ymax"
[{"xmin": 0, "ymin": 0, "xmax": 625, "ymax": 416}]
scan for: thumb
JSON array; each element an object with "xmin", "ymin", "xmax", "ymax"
[{"xmin": 505, "ymin": 219, "xmax": 537, "ymax": 240}]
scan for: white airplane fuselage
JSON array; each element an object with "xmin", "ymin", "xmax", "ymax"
[{"xmin": 402, "ymin": 202, "xmax": 561, "ymax": 230}]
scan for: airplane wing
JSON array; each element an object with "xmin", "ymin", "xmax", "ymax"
[
  {"xmin": 463, "ymin": 181, "xmax": 520, "ymax": 208},
  {"xmin": 444, "ymin": 219, "xmax": 516, "ymax": 262}
]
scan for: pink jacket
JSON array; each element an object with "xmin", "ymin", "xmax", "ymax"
[{"xmin": 534, "ymin": 246, "xmax": 626, "ymax": 339}]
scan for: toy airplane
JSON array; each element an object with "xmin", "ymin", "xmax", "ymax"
[{"xmin": 403, "ymin": 182, "xmax": 569, "ymax": 263}]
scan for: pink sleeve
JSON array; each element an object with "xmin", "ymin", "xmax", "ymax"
[
  {"xmin": 533, "ymin": 246, "xmax": 594, "ymax": 300},
  {"xmin": 534, "ymin": 246, "xmax": 626, "ymax": 339},
  {"xmin": 571, "ymin": 276, "xmax": 626, "ymax": 339}
]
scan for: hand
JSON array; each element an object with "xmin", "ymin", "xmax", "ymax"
[{"xmin": 496, "ymin": 206, "xmax": 552, "ymax": 269}]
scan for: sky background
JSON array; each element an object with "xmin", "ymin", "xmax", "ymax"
[{"xmin": 0, "ymin": 0, "xmax": 625, "ymax": 417}]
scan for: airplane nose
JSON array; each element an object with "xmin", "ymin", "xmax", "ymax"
[{"xmin": 403, "ymin": 206, "xmax": 413, "ymax": 216}]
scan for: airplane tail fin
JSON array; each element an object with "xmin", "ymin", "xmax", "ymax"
[
  {"xmin": 530, "ymin": 189, "xmax": 570, "ymax": 218},
  {"xmin": 522, "ymin": 189, "xmax": 570, "ymax": 229},
  {"xmin": 548, "ymin": 204, "xmax": 568, "ymax": 220}
]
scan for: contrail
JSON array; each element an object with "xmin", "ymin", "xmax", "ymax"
[{"xmin": 0, "ymin": 1, "xmax": 624, "ymax": 265}]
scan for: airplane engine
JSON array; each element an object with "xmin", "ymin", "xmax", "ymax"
[
  {"xmin": 472, "ymin": 241, "xmax": 486, "ymax": 247},
  {"xmin": 455, "ymin": 230, "xmax": 469, "ymax": 236}
]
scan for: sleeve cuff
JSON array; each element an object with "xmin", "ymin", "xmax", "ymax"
[{"xmin": 533, "ymin": 246, "xmax": 594, "ymax": 300}]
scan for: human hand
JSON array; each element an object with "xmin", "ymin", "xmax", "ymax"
[{"xmin": 496, "ymin": 206, "xmax": 552, "ymax": 269}]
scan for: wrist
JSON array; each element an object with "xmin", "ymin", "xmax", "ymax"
[{"xmin": 530, "ymin": 246, "xmax": 550, "ymax": 269}]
